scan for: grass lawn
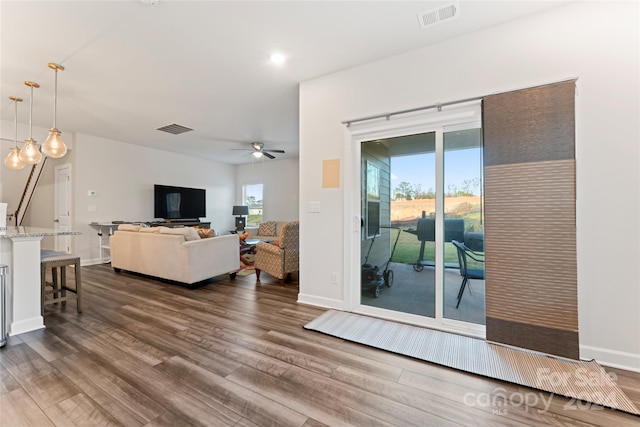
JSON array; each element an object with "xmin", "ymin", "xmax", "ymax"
[{"xmin": 391, "ymin": 227, "xmax": 483, "ymax": 269}]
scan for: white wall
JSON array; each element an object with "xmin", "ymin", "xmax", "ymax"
[
  {"xmin": 73, "ymin": 133, "xmax": 236, "ymax": 264},
  {"xmin": 299, "ymin": 1, "xmax": 640, "ymax": 370},
  {"xmin": 235, "ymin": 157, "xmax": 299, "ymax": 222}
]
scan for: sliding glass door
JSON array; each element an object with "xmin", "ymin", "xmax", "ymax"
[
  {"xmin": 360, "ymin": 133, "xmax": 436, "ymax": 318},
  {"xmin": 443, "ymin": 126, "xmax": 484, "ymax": 325},
  {"xmin": 352, "ymin": 103, "xmax": 484, "ymax": 336}
]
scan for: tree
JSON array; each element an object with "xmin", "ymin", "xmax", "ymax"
[{"xmin": 394, "ymin": 181, "xmax": 413, "ymax": 200}]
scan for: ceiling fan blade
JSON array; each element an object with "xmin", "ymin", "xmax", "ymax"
[
  {"xmin": 263, "ymin": 152, "xmax": 276, "ymax": 159},
  {"xmin": 264, "ymin": 149, "xmax": 285, "ymax": 153}
]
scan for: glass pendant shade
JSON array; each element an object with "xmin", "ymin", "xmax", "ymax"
[
  {"xmin": 4, "ymin": 147, "xmax": 25, "ymax": 170},
  {"xmin": 5, "ymin": 95, "xmax": 25, "ymax": 170},
  {"xmin": 252, "ymin": 151, "xmax": 263, "ymax": 158},
  {"xmin": 42, "ymin": 63, "xmax": 67, "ymax": 159},
  {"xmin": 42, "ymin": 128, "xmax": 67, "ymax": 158},
  {"xmin": 19, "ymin": 138, "xmax": 42, "ymax": 164}
]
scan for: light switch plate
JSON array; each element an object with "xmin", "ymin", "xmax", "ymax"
[{"xmin": 308, "ymin": 201, "xmax": 321, "ymax": 213}]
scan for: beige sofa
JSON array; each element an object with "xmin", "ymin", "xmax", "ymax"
[{"xmin": 110, "ymin": 225, "xmax": 239, "ymax": 285}]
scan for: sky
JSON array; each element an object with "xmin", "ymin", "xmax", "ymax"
[{"xmin": 390, "ymin": 148, "xmax": 482, "ymax": 196}]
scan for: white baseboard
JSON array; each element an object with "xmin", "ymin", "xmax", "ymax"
[
  {"xmin": 297, "ymin": 293, "xmax": 345, "ymax": 311},
  {"xmin": 10, "ymin": 317, "xmax": 44, "ymax": 336},
  {"xmin": 581, "ymin": 344, "xmax": 640, "ymax": 373}
]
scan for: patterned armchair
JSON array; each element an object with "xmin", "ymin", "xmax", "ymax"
[{"xmin": 255, "ymin": 221, "xmax": 299, "ymax": 283}]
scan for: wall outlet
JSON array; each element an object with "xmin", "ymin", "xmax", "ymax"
[
  {"xmin": 331, "ymin": 271, "xmax": 339, "ymax": 284},
  {"xmin": 88, "ymin": 205, "xmax": 97, "ymax": 212}
]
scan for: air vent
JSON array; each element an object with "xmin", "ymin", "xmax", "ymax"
[
  {"xmin": 418, "ymin": 2, "xmax": 458, "ymax": 29},
  {"xmin": 156, "ymin": 123, "xmax": 193, "ymax": 135}
]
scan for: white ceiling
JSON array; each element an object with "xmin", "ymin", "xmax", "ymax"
[{"xmin": 1, "ymin": 1, "xmax": 569, "ymax": 165}]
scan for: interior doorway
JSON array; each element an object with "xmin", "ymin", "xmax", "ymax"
[{"xmin": 54, "ymin": 163, "xmax": 72, "ymax": 253}]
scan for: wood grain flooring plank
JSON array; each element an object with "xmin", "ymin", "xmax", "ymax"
[
  {"xmin": 263, "ymin": 330, "xmax": 403, "ymax": 382},
  {"xmin": 0, "ymin": 342, "xmax": 55, "ymax": 378},
  {"xmin": 132, "ymin": 327, "xmax": 244, "ymax": 377},
  {"xmin": 110, "ymin": 355, "xmax": 243, "ymax": 426},
  {"xmin": 0, "ymin": 363, "xmax": 21, "ymax": 395},
  {"xmin": 52, "ymin": 352, "xmax": 164, "ymax": 426},
  {"xmin": 172, "ymin": 328, "xmax": 290, "ymax": 378},
  {"xmin": 0, "ymin": 388, "xmax": 55, "ymax": 427},
  {"xmin": 226, "ymin": 365, "xmax": 410, "ymax": 427},
  {"xmin": 17, "ymin": 368, "xmax": 81, "ymax": 411},
  {"xmin": 18, "ymin": 328, "xmax": 79, "ymax": 363},
  {"xmin": 43, "ymin": 392, "xmax": 123, "ymax": 427},
  {"xmin": 282, "ymin": 364, "xmax": 457, "ymax": 427},
  {"xmin": 331, "ymin": 365, "xmax": 527, "ymax": 427},
  {"xmin": 155, "ymin": 355, "xmax": 309, "ymax": 427},
  {"xmin": 50, "ymin": 313, "xmax": 173, "ymax": 367}
]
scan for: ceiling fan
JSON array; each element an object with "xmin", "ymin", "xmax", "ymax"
[{"xmin": 231, "ymin": 142, "xmax": 285, "ymax": 159}]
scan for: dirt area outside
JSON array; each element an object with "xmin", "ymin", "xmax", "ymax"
[{"xmin": 391, "ymin": 196, "xmax": 481, "ymax": 225}]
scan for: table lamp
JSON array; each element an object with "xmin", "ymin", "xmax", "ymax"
[{"xmin": 232, "ymin": 205, "xmax": 249, "ymax": 231}]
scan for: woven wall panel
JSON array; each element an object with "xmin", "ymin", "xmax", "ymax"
[
  {"xmin": 484, "ymin": 160, "xmax": 577, "ymax": 331},
  {"xmin": 483, "ymin": 81, "xmax": 575, "ymax": 166},
  {"xmin": 483, "ymin": 80, "xmax": 578, "ymax": 359}
]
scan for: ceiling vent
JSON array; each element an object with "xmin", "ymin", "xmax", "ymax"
[
  {"xmin": 418, "ymin": 2, "xmax": 459, "ymax": 29},
  {"xmin": 157, "ymin": 123, "xmax": 193, "ymax": 135}
]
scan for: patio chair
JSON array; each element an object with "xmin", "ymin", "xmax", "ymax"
[{"xmin": 451, "ymin": 240, "xmax": 484, "ymax": 308}]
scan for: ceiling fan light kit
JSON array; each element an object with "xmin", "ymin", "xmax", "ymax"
[{"xmin": 231, "ymin": 141, "xmax": 285, "ymax": 160}]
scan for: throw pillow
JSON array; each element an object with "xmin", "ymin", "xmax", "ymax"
[
  {"xmin": 238, "ymin": 232, "xmax": 249, "ymax": 241},
  {"xmin": 197, "ymin": 228, "xmax": 214, "ymax": 238},
  {"xmin": 258, "ymin": 221, "xmax": 277, "ymax": 236},
  {"xmin": 183, "ymin": 227, "xmax": 201, "ymax": 241}
]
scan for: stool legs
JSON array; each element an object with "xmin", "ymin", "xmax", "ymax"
[{"xmin": 41, "ymin": 256, "xmax": 82, "ymax": 315}]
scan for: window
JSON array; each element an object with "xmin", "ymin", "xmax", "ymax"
[
  {"xmin": 365, "ymin": 162, "xmax": 380, "ymax": 238},
  {"xmin": 242, "ymin": 184, "xmax": 263, "ymax": 226}
]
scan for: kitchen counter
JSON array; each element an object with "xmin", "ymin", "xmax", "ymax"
[{"xmin": 0, "ymin": 227, "xmax": 81, "ymax": 337}]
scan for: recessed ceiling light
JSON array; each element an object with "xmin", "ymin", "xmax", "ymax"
[{"xmin": 270, "ymin": 53, "xmax": 286, "ymax": 66}]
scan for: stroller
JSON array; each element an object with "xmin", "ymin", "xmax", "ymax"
[{"xmin": 361, "ymin": 226, "xmax": 400, "ymax": 297}]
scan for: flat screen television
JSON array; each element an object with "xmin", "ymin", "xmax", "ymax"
[{"xmin": 154, "ymin": 184, "xmax": 206, "ymax": 220}]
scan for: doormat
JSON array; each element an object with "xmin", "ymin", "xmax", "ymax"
[{"xmin": 304, "ymin": 310, "xmax": 640, "ymax": 415}]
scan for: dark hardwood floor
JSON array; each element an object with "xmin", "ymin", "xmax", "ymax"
[{"xmin": 1, "ymin": 264, "xmax": 639, "ymax": 426}]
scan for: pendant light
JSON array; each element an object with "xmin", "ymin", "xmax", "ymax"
[
  {"xmin": 3, "ymin": 96, "xmax": 25, "ymax": 170},
  {"xmin": 18, "ymin": 81, "xmax": 42, "ymax": 165},
  {"xmin": 41, "ymin": 63, "xmax": 67, "ymax": 158}
]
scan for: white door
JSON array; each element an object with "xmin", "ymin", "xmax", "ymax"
[{"xmin": 54, "ymin": 164, "xmax": 72, "ymax": 253}]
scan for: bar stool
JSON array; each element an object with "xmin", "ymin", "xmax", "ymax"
[{"xmin": 40, "ymin": 250, "xmax": 82, "ymax": 315}]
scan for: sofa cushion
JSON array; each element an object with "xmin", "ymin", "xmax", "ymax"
[
  {"xmin": 139, "ymin": 227, "xmax": 160, "ymax": 233},
  {"xmin": 258, "ymin": 221, "xmax": 277, "ymax": 236},
  {"xmin": 118, "ymin": 224, "xmax": 141, "ymax": 232},
  {"xmin": 158, "ymin": 226, "xmax": 201, "ymax": 241}
]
